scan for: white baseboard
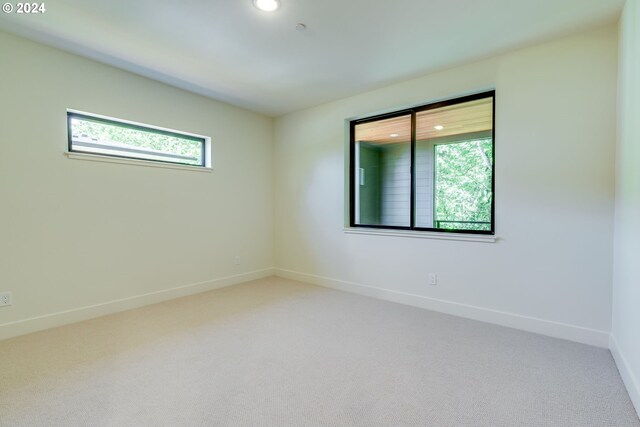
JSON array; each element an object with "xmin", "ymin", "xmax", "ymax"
[
  {"xmin": 610, "ymin": 334, "xmax": 640, "ymax": 418},
  {"xmin": 275, "ymin": 268, "xmax": 610, "ymax": 348},
  {"xmin": 0, "ymin": 268, "xmax": 275, "ymax": 341}
]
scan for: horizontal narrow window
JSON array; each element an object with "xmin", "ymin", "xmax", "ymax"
[
  {"xmin": 67, "ymin": 111, "xmax": 209, "ymax": 167},
  {"xmin": 350, "ymin": 91, "xmax": 495, "ymax": 235}
]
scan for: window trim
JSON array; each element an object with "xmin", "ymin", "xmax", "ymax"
[
  {"xmin": 349, "ymin": 90, "xmax": 495, "ymax": 236},
  {"xmin": 66, "ymin": 109, "xmax": 211, "ymax": 168}
]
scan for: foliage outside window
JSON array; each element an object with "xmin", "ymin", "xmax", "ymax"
[
  {"xmin": 350, "ymin": 91, "xmax": 495, "ymax": 235},
  {"xmin": 67, "ymin": 111, "xmax": 208, "ymax": 167},
  {"xmin": 434, "ymin": 139, "xmax": 493, "ymax": 231}
]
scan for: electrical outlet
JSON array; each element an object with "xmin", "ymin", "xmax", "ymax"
[
  {"xmin": 429, "ymin": 273, "xmax": 437, "ymax": 286},
  {"xmin": 234, "ymin": 255, "xmax": 241, "ymax": 266},
  {"xmin": 0, "ymin": 292, "xmax": 12, "ymax": 307}
]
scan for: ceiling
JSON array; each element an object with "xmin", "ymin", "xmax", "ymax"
[
  {"xmin": 0, "ymin": 0, "xmax": 624, "ymax": 116},
  {"xmin": 355, "ymin": 97, "xmax": 493, "ymax": 144}
]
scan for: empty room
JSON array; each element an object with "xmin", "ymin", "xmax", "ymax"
[{"xmin": 0, "ymin": 0, "xmax": 639, "ymax": 425}]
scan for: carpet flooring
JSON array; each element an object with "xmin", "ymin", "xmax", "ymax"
[{"xmin": 0, "ymin": 277, "xmax": 638, "ymax": 426}]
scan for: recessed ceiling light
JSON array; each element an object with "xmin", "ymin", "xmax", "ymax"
[
  {"xmin": 389, "ymin": 133, "xmax": 399, "ymax": 137},
  {"xmin": 253, "ymin": 0, "xmax": 280, "ymax": 12},
  {"xmin": 434, "ymin": 125, "xmax": 444, "ymax": 130}
]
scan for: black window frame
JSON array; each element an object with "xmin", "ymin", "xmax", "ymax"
[
  {"xmin": 67, "ymin": 111, "xmax": 208, "ymax": 168},
  {"xmin": 349, "ymin": 90, "xmax": 496, "ymax": 235}
]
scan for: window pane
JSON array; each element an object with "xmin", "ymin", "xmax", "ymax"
[
  {"xmin": 69, "ymin": 114, "xmax": 205, "ymax": 167},
  {"xmin": 434, "ymin": 139, "xmax": 493, "ymax": 231},
  {"xmin": 414, "ymin": 97, "xmax": 493, "ymax": 231},
  {"xmin": 354, "ymin": 115, "xmax": 411, "ymax": 227}
]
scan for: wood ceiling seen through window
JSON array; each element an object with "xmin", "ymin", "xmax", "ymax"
[{"xmin": 355, "ymin": 98, "xmax": 493, "ymax": 145}]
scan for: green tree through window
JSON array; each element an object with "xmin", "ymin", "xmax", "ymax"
[
  {"xmin": 434, "ymin": 138, "xmax": 492, "ymax": 231},
  {"xmin": 68, "ymin": 113, "xmax": 206, "ymax": 167}
]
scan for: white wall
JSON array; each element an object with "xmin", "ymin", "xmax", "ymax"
[
  {"xmin": 274, "ymin": 25, "xmax": 618, "ymax": 347},
  {"xmin": 611, "ymin": 0, "xmax": 640, "ymax": 416},
  {"xmin": 0, "ymin": 32, "xmax": 274, "ymax": 339}
]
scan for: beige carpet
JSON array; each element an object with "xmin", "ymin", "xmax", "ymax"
[{"xmin": 0, "ymin": 277, "xmax": 638, "ymax": 427}]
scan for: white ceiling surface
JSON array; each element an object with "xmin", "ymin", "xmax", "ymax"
[{"xmin": 0, "ymin": 0, "xmax": 624, "ymax": 116}]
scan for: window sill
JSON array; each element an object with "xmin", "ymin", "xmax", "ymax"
[
  {"xmin": 64, "ymin": 152, "xmax": 212, "ymax": 173},
  {"xmin": 343, "ymin": 227, "xmax": 497, "ymax": 243}
]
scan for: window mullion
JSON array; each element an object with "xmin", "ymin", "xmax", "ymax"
[{"xmin": 410, "ymin": 111, "xmax": 416, "ymax": 230}]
